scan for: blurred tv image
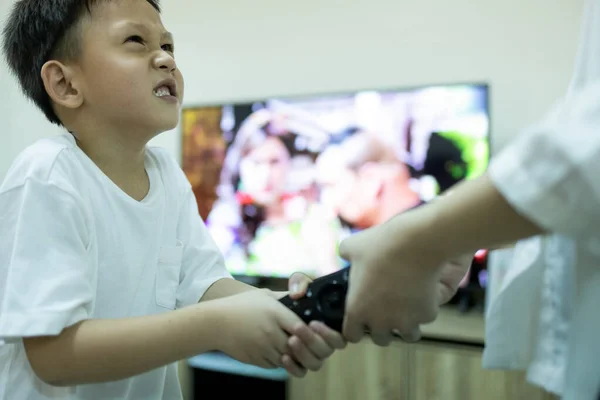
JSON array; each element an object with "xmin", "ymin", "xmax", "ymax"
[{"xmin": 181, "ymin": 83, "xmax": 490, "ymax": 280}]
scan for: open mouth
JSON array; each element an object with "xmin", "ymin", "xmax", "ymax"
[{"xmin": 153, "ymin": 79, "xmax": 178, "ymax": 99}]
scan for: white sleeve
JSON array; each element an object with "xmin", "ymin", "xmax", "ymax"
[
  {"xmin": 175, "ymin": 189, "xmax": 233, "ymax": 308},
  {"xmin": 488, "ymin": 79, "xmax": 600, "ymax": 240},
  {"xmin": 0, "ymin": 179, "xmax": 94, "ymax": 344}
]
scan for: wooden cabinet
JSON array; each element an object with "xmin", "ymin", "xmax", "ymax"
[
  {"xmin": 286, "ymin": 307, "xmax": 556, "ymax": 400},
  {"xmin": 288, "ymin": 340, "xmax": 555, "ymax": 400},
  {"xmin": 409, "ymin": 342, "xmax": 555, "ymax": 400},
  {"xmin": 288, "ymin": 340, "xmax": 411, "ymax": 400}
]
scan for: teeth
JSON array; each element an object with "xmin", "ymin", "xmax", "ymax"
[{"xmin": 154, "ymin": 86, "xmax": 171, "ymax": 97}]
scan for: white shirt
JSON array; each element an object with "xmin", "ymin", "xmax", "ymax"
[
  {"xmin": 0, "ymin": 133, "xmax": 232, "ymax": 400},
  {"xmin": 483, "ymin": 1, "xmax": 600, "ymax": 398}
]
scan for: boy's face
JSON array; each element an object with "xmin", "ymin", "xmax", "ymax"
[{"xmin": 72, "ymin": 0, "xmax": 184, "ymax": 138}]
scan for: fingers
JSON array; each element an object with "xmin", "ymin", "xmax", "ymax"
[
  {"xmin": 288, "ymin": 272, "xmax": 312, "ymax": 300},
  {"xmin": 344, "ymin": 311, "xmax": 422, "ymax": 346},
  {"xmin": 364, "ymin": 326, "xmax": 421, "ymax": 346},
  {"xmin": 262, "ymin": 357, "xmax": 281, "ymax": 369},
  {"xmin": 370, "ymin": 329, "xmax": 394, "ymax": 347},
  {"xmin": 285, "ymin": 321, "xmax": 348, "ymax": 373},
  {"xmin": 342, "ymin": 314, "xmax": 367, "ymax": 344},
  {"xmin": 393, "ymin": 327, "xmax": 422, "ymax": 343},
  {"xmin": 288, "ymin": 323, "xmax": 332, "ymax": 369},
  {"xmin": 263, "ymin": 288, "xmax": 285, "ymax": 300},
  {"xmin": 271, "ymin": 302, "xmax": 327, "ymax": 372},
  {"xmin": 287, "ymin": 334, "xmax": 323, "ymax": 371},
  {"xmin": 275, "ymin": 303, "xmax": 307, "ymax": 336},
  {"xmin": 337, "ymin": 236, "xmax": 353, "ymax": 261},
  {"xmin": 281, "ymin": 354, "xmax": 307, "ymax": 378},
  {"xmin": 272, "ymin": 330, "xmax": 290, "ymax": 356},
  {"xmin": 264, "ymin": 335, "xmax": 287, "ymax": 368},
  {"xmin": 266, "ymin": 310, "xmax": 297, "ymax": 368},
  {"xmin": 258, "ymin": 349, "xmax": 283, "ymax": 370},
  {"xmin": 454, "ymin": 252, "xmax": 476, "ymax": 266},
  {"xmin": 400, "ymin": 328, "xmax": 421, "ymax": 343},
  {"xmin": 309, "ymin": 321, "xmax": 347, "ymax": 350}
]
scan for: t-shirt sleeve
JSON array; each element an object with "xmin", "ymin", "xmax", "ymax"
[
  {"xmin": 175, "ymin": 189, "xmax": 233, "ymax": 308},
  {"xmin": 0, "ymin": 179, "xmax": 94, "ymax": 344},
  {"xmin": 487, "ymin": 79, "xmax": 600, "ymax": 241}
]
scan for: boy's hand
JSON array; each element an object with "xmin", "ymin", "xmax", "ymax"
[
  {"xmin": 275, "ymin": 272, "xmax": 347, "ymax": 377},
  {"xmin": 210, "ymin": 289, "xmax": 307, "ymax": 373}
]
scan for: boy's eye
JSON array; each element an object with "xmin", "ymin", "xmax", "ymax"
[
  {"xmin": 161, "ymin": 43, "xmax": 175, "ymax": 53},
  {"xmin": 126, "ymin": 35, "xmax": 144, "ymax": 44}
]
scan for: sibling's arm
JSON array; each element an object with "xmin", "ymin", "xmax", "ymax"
[
  {"xmin": 414, "ymin": 191, "xmax": 520, "ymax": 253},
  {"xmin": 409, "ymin": 81, "xmax": 600, "ymax": 261},
  {"xmin": 23, "ymin": 303, "xmax": 222, "ymax": 386},
  {"xmin": 409, "ymin": 173, "xmax": 543, "ymax": 261}
]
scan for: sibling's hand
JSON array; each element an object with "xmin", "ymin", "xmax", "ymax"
[
  {"xmin": 275, "ymin": 272, "xmax": 347, "ymax": 377},
  {"xmin": 339, "ymin": 213, "xmax": 473, "ymax": 346}
]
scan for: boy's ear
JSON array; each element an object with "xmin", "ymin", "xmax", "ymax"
[{"xmin": 40, "ymin": 60, "xmax": 83, "ymax": 109}]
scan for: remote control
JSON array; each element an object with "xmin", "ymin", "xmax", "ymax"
[{"xmin": 279, "ymin": 266, "xmax": 350, "ymax": 332}]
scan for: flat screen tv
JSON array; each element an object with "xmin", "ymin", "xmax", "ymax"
[{"xmin": 181, "ymin": 83, "xmax": 491, "ymax": 288}]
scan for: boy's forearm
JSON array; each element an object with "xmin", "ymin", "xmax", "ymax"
[
  {"xmin": 199, "ymin": 277, "xmax": 257, "ymax": 302},
  {"xmin": 405, "ymin": 173, "xmax": 543, "ymax": 260},
  {"xmin": 199, "ymin": 278, "xmax": 288, "ymax": 303},
  {"xmin": 24, "ymin": 303, "xmax": 223, "ymax": 386}
]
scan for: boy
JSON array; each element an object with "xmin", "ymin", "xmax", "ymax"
[{"xmin": 0, "ymin": 1, "xmax": 346, "ymax": 399}]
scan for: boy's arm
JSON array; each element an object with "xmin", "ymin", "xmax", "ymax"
[
  {"xmin": 24, "ymin": 303, "xmax": 222, "ymax": 386},
  {"xmin": 24, "ymin": 287, "xmax": 315, "ymax": 386},
  {"xmin": 5, "ymin": 180, "xmax": 229, "ymax": 386},
  {"xmin": 199, "ymin": 276, "xmax": 302, "ymax": 302},
  {"xmin": 199, "ymin": 278, "xmax": 256, "ymax": 302},
  {"xmin": 0, "ymin": 181, "xmax": 231, "ymax": 386}
]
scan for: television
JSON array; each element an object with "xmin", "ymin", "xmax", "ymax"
[{"xmin": 181, "ymin": 83, "xmax": 491, "ymax": 289}]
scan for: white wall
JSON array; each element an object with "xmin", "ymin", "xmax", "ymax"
[{"xmin": 0, "ymin": 0, "xmax": 585, "ymax": 180}]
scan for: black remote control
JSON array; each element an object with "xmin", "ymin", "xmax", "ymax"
[{"xmin": 279, "ymin": 266, "xmax": 350, "ymax": 332}]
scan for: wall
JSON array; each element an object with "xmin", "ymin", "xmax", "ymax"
[{"xmin": 0, "ymin": 0, "xmax": 584, "ymax": 180}]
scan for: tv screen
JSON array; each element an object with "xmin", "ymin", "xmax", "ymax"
[{"xmin": 181, "ymin": 83, "xmax": 490, "ymax": 281}]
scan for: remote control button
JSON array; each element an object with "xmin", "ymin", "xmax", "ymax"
[
  {"xmin": 306, "ymin": 289, "xmax": 312, "ymax": 298},
  {"xmin": 327, "ymin": 291, "xmax": 343, "ymax": 308},
  {"xmin": 317, "ymin": 283, "xmax": 347, "ymax": 320},
  {"xmin": 304, "ymin": 309, "xmax": 312, "ymax": 317}
]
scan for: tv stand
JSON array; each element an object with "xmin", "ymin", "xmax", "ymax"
[{"xmin": 189, "ymin": 352, "xmax": 287, "ymax": 399}]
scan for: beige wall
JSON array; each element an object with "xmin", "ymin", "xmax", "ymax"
[{"xmin": 1, "ymin": 0, "xmax": 584, "ymax": 179}]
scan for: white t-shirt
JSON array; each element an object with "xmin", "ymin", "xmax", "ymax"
[
  {"xmin": 482, "ymin": 1, "xmax": 600, "ymax": 398},
  {"xmin": 0, "ymin": 133, "xmax": 232, "ymax": 400}
]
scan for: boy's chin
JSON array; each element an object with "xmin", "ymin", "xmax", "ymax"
[{"xmin": 147, "ymin": 114, "xmax": 180, "ymax": 134}]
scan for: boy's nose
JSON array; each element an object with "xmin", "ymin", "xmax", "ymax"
[{"xmin": 154, "ymin": 52, "xmax": 177, "ymax": 73}]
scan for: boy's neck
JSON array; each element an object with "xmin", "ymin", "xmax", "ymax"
[{"xmin": 73, "ymin": 132, "xmax": 152, "ymax": 202}]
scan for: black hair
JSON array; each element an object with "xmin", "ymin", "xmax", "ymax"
[{"xmin": 1, "ymin": 0, "xmax": 161, "ymax": 126}]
